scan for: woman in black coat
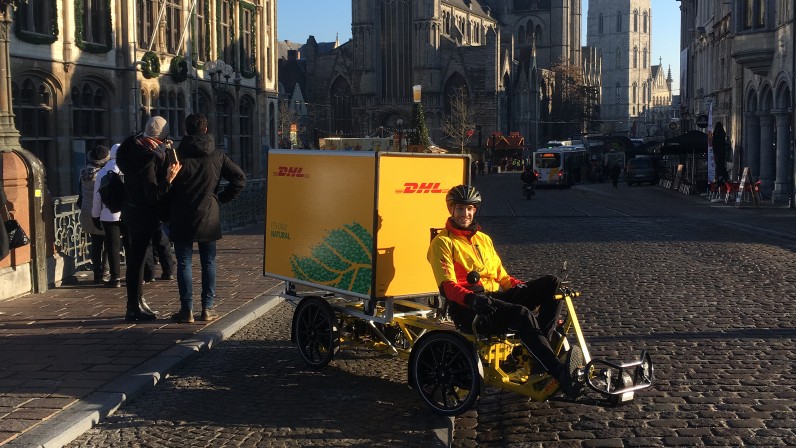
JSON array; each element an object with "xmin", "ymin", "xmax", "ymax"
[{"xmin": 167, "ymin": 114, "xmax": 246, "ymax": 323}]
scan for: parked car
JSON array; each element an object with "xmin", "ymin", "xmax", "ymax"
[{"xmin": 626, "ymin": 157, "xmax": 659, "ymax": 186}]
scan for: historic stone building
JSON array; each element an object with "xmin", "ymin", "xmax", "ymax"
[
  {"xmin": 279, "ymin": 0, "xmax": 599, "ymax": 152},
  {"xmin": 679, "ymin": 0, "xmax": 793, "ymax": 200},
  {"xmin": 586, "ymin": 0, "xmax": 673, "ymax": 137},
  {"xmin": 8, "ymin": 0, "xmax": 279, "ymax": 196}
]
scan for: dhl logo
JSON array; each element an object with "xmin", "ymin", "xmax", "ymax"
[
  {"xmin": 273, "ymin": 166, "xmax": 308, "ymax": 178},
  {"xmin": 396, "ymin": 182, "xmax": 448, "ymax": 194}
]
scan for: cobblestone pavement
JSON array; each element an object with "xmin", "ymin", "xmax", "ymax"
[
  {"xmin": 68, "ymin": 301, "xmax": 449, "ymax": 447},
  {"xmin": 65, "ymin": 176, "xmax": 796, "ymax": 447}
]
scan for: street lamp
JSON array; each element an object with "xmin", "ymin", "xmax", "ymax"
[
  {"xmin": 205, "ymin": 59, "xmax": 234, "ymax": 148},
  {"xmin": 396, "ymin": 118, "xmax": 404, "ymax": 152}
]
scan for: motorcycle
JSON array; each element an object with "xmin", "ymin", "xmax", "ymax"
[{"xmin": 522, "ymin": 181, "xmax": 535, "ymax": 199}]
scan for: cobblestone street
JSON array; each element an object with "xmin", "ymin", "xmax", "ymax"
[{"xmin": 68, "ymin": 176, "xmax": 796, "ymax": 447}]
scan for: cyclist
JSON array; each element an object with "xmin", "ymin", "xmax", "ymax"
[{"xmin": 427, "ymin": 184, "xmax": 581, "ymax": 396}]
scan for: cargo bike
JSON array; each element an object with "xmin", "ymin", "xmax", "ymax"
[{"xmin": 264, "ymin": 150, "xmax": 653, "ymax": 416}]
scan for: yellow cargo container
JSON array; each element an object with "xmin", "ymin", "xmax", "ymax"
[{"xmin": 264, "ymin": 150, "xmax": 470, "ymax": 300}]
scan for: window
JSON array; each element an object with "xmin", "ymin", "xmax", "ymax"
[
  {"xmin": 633, "ymin": 10, "xmax": 638, "ymax": 32},
  {"xmin": 137, "ymin": 0, "xmax": 157, "ymax": 49},
  {"xmin": 632, "ymin": 82, "xmax": 637, "ymax": 103},
  {"xmin": 643, "ymin": 47, "xmax": 647, "ymax": 68},
  {"xmin": 219, "ymin": 0, "xmax": 235, "ymax": 64},
  {"xmin": 165, "ymin": 0, "xmax": 181, "ymax": 53},
  {"xmin": 598, "ymin": 13, "xmax": 604, "ymax": 34},
  {"xmin": 12, "ymin": 79, "xmax": 55, "ymax": 176},
  {"xmin": 633, "ymin": 46, "xmax": 638, "ymax": 68},
  {"xmin": 194, "ymin": 0, "xmax": 209, "ymax": 62},
  {"xmin": 240, "ymin": 2, "xmax": 256, "ymax": 75},
  {"xmin": 615, "ymin": 82, "xmax": 621, "ymax": 103},
  {"xmin": 616, "ymin": 11, "xmax": 621, "ymax": 32},
  {"xmin": 615, "ymin": 48, "xmax": 621, "ymax": 68},
  {"xmin": 15, "ymin": 0, "xmax": 57, "ymax": 43},
  {"xmin": 239, "ymin": 97, "xmax": 254, "ymax": 173},
  {"xmin": 643, "ymin": 11, "xmax": 648, "ymax": 33},
  {"xmin": 743, "ymin": 0, "xmax": 766, "ymax": 29},
  {"xmin": 72, "ymin": 82, "xmax": 108, "ymax": 160},
  {"xmin": 78, "ymin": 0, "xmax": 112, "ymax": 50}
]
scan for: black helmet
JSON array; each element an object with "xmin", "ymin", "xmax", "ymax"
[{"xmin": 446, "ymin": 185, "xmax": 482, "ymax": 207}]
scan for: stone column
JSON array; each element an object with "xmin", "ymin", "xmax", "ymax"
[
  {"xmin": 0, "ymin": 4, "xmax": 21, "ymax": 150},
  {"xmin": 773, "ymin": 110, "xmax": 793, "ymax": 202},
  {"xmin": 744, "ymin": 112, "xmax": 760, "ymax": 177},
  {"xmin": 757, "ymin": 112, "xmax": 775, "ymax": 198}
]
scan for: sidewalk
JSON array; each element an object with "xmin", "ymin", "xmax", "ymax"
[{"xmin": 0, "ymin": 224, "xmax": 284, "ymax": 447}]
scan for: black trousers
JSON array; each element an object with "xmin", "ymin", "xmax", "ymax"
[
  {"xmin": 124, "ymin": 214, "xmax": 160, "ymax": 310},
  {"xmin": 101, "ymin": 221, "xmax": 123, "ymax": 281},
  {"xmin": 90, "ymin": 233, "xmax": 107, "ymax": 277},
  {"xmin": 452, "ymin": 275, "xmax": 565, "ymax": 375}
]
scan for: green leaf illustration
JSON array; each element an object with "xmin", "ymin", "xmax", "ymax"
[{"xmin": 290, "ymin": 222, "xmax": 373, "ymax": 294}]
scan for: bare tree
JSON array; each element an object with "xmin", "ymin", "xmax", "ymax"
[
  {"xmin": 441, "ymin": 87, "xmax": 476, "ymax": 153},
  {"xmin": 278, "ymin": 99, "xmax": 299, "ymax": 148},
  {"xmin": 548, "ymin": 61, "xmax": 599, "ymax": 139}
]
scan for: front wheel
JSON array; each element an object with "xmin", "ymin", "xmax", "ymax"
[
  {"xmin": 294, "ymin": 297, "xmax": 339, "ymax": 369},
  {"xmin": 408, "ymin": 331, "xmax": 481, "ymax": 416}
]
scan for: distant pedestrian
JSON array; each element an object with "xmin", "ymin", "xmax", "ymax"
[
  {"xmin": 168, "ymin": 114, "xmax": 245, "ymax": 324},
  {"xmin": 609, "ymin": 164, "xmax": 621, "ymax": 189},
  {"xmin": 79, "ymin": 145, "xmax": 110, "ymax": 284},
  {"xmin": 116, "ymin": 116, "xmax": 182, "ymax": 322},
  {"xmin": 92, "ymin": 143, "xmax": 124, "ymax": 288}
]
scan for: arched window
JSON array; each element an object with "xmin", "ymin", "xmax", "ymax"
[
  {"xmin": 632, "ymin": 82, "xmax": 637, "ymax": 103},
  {"xmin": 15, "ymin": 0, "xmax": 57, "ymax": 43},
  {"xmin": 331, "ymin": 77, "xmax": 353, "ymax": 135},
  {"xmin": 615, "ymin": 82, "xmax": 621, "ymax": 103},
  {"xmin": 443, "ymin": 73, "xmax": 468, "ymax": 116},
  {"xmin": 518, "ymin": 26, "xmax": 526, "ymax": 44},
  {"xmin": 643, "ymin": 47, "xmax": 648, "ymax": 68},
  {"xmin": 239, "ymin": 96, "xmax": 254, "ymax": 173},
  {"xmin": 615, "ymin": 48, "xmax": 621, "ymax": 68},
  {"xmin": 633, "ymin": 47, "xmax": 638, "ymax": 68},
  {"xmin": 633, "ymin": 10, "xmax": 638, "ymax": 32},
  {"xmin": 12, "ymin": 79, "xmax": 55, "ymax": 183},
  {"xmin": 643, "ymin": 11, "xmax": 648, "ymax": 33},
  {"xmin": 535, "ymin": 25, "xmax": 543, "ymax": 45},
  {"xmin": 598, "ymin": 13, "xmax": 604, "ymax": 34},
  {"xmin": 72, "ymin": 82, "xmax": 109, "ymax": 169},
  {"xmin": 526, "ymin": 19, "xmax": 534, "ymax": 42},
  {"xmin": 616, "ymin": 11, "xmax": 622, "ymax": 32}
]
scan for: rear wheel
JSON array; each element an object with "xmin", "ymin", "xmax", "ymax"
[
  {"xmin": 294, "ymin": 297, "xmax": 339, "ymax": 369},
  {"xmin": 409, "ymin": 332, "xmax": 480, "ymax": 416}
]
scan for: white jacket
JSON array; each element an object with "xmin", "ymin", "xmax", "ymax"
[{"xmin": 92, "ymin": 144, "xmax": 122, "ymax": 222}]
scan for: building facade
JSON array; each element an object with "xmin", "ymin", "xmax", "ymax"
[
  {"xmin": 278, "ymin": 0, "xmax": 600, "ymax": 153},
  {"xmin": 586, "ymin": 0, "xmax": 673, "ymax": 137},
  {"xmin": 679, "ymin": 0, "xmax": 793, "ymax": 200},
  {"xmin": 9, "ymin": 0, "xmax": 279, "ymax": 196}
]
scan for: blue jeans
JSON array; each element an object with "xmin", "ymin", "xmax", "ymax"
[{"xmin": 174, "ymin": 240, "xmax": 217, "ymax": 312}]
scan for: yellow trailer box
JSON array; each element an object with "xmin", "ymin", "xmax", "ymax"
[{"xmin": 264, "ymin": 150, "xmax": 470, "ymax": 300}]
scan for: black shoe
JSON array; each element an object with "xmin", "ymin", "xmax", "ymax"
[
  {"xmin": 93, "ymin": 274, "xmax": 105, "ymax": 285},
  {"xmin": 557, "ymin": 345, "xmax": 584, "ymax": 398},
  {"xmin": 104, "ymin": 279, "xmax": 121, "ymax": 288},
  {"xmin": 144, "ymin": 277, "xmax": 157, "ymax": 283},
  {"xmin": 125, "ymin": 308, "xmax": 157, "ymax": 322},
  {"xmin": 138, "ymin": 298, "xmax": 158, "ymax": 315},
  {"xmin": 159, "ymin": 273, "xmax": 175, "ymax": 281}
]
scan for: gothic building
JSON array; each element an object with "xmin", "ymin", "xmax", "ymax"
[
  {"xmin": 9, "ymin": 0, "xmax": 279, "ymax": 196},
  {"xmin": 279, "ymin": 0, "xmax": 599, "ymax": 152},
  {"xmin": 586, "ymin": 0, "xmax": 673, "ymax": 137}
]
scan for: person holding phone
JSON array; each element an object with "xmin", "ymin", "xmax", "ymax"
[{"xmin": 116, "ymin": 116, "xmax": 182, "ymax": 322}]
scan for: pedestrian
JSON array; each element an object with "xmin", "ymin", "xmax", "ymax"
[
  {"xmin": 168, "ymin": 114, "xmax": 245, "ymax": 323},
  {"xmin": 609, "ymin": 163, "xmax": 621, "ymax": 188},
  {"xmin": 713, "ymin": 122, "xmax": 729, "ymax": 181},
  {"xmin": 116, "ymin": 116, "xmax": 182, "ymax": 322},
  {"xmin": 427, "ymin": 185, "xmax": 582, "ymax": 397},
  {"xmin": 79, "ymin": 145, "xmax": 110, "ymax": 284},
  {"xmin": 92, "ymin": 143, "xmax": 124, "ymax": 288}
]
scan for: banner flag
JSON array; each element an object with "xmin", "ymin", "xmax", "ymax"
[{"xmin": 707, "ymin": 102, "xmax": 715, "ymax": 183}]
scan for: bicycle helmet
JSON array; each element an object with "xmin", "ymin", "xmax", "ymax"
[{"xmin": 446, "ymin": 184, "xmax": 482, "ymax": 207}]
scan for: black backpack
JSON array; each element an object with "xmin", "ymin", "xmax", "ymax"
[{"xmin": 98, "ymin": 171, "xmax": 125, "ymax": 213}]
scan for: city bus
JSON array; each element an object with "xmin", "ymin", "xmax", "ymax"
[{"xmin": 533, "ymin": 146, "xmax": 589, "ymax": 188}]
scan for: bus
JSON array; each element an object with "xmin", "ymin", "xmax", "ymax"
[{"xmin": 533, "ymin": 146, "xmax": 589, "ymax": 188}]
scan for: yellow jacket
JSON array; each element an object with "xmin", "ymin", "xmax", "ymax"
[{"xmin": 427, "ymin": 219, "xmax": 521, "ymax": 305}]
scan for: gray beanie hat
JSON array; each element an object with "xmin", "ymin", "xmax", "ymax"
[
  {"xmin": 88, "ymin": 145, "xmax": 111, "ymax": 165},
  {"xmin": 144, "ymin": 116, "xmax": 169, "ymax": 140}
]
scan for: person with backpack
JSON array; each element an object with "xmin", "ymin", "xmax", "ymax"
[
  {"xmin": 79, "ymin": 145, "xmax": 110, "ymax": 284},
  {"xmin": 116, "ymin": 116, "xmax": 182, "ymax": 322},
  {"xmin": 167, "ymin": 114, "xmax": 245, "ymax": 323},
  {"xmin": 92, "ymin": 143, "xmax": 124, "ymax": 288}
]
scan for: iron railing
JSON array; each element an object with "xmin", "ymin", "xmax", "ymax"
[{"xmin": 52, "ymin": 178, "xmax": 266, "ymax": 273}]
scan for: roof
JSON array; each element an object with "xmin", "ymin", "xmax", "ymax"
[{"xmin": 443, "ymin": 0, "xmax": 493, "ymax": 21}]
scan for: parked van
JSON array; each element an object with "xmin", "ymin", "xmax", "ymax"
[{"xmin": 625, "ymin": 156, "xmax": 659, "ymax": 186}]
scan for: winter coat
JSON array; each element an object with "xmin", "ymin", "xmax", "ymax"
[
  {"xmin": 167, "ymin": 133, "xmax": 246, "ymax": 243},
  {"xmin": 92, "ymin": 159, "xmax": 122, "ymax": 222},
  {"xmin": 116, "ymin": 134, "xmax": 173, "ymax": 228},
  {"xmin": 79, "ymin": 165, "xmax": 105, "ymax": 235}
]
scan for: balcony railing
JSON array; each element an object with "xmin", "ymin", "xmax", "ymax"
[{"xmin": 53, "ymin": 178, "xmax": 266, "ymax": 273}]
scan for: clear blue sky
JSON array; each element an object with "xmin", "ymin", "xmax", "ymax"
[{"xmin": 277, "ymin": 0, "xmax": 681, "ymax": 93}]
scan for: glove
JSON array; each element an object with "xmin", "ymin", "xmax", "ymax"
[
  {"xmin": 92, "ymin": 217, "xmax": 103, "ymax": 231},
  {"xmin": 465, "ymin": 294, "xmax": 497, "ymax": 316}
]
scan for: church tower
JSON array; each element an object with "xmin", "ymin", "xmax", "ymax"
[{"xmin": 586, "ymin": 0, "xmax": 652, "ymax": 135}]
